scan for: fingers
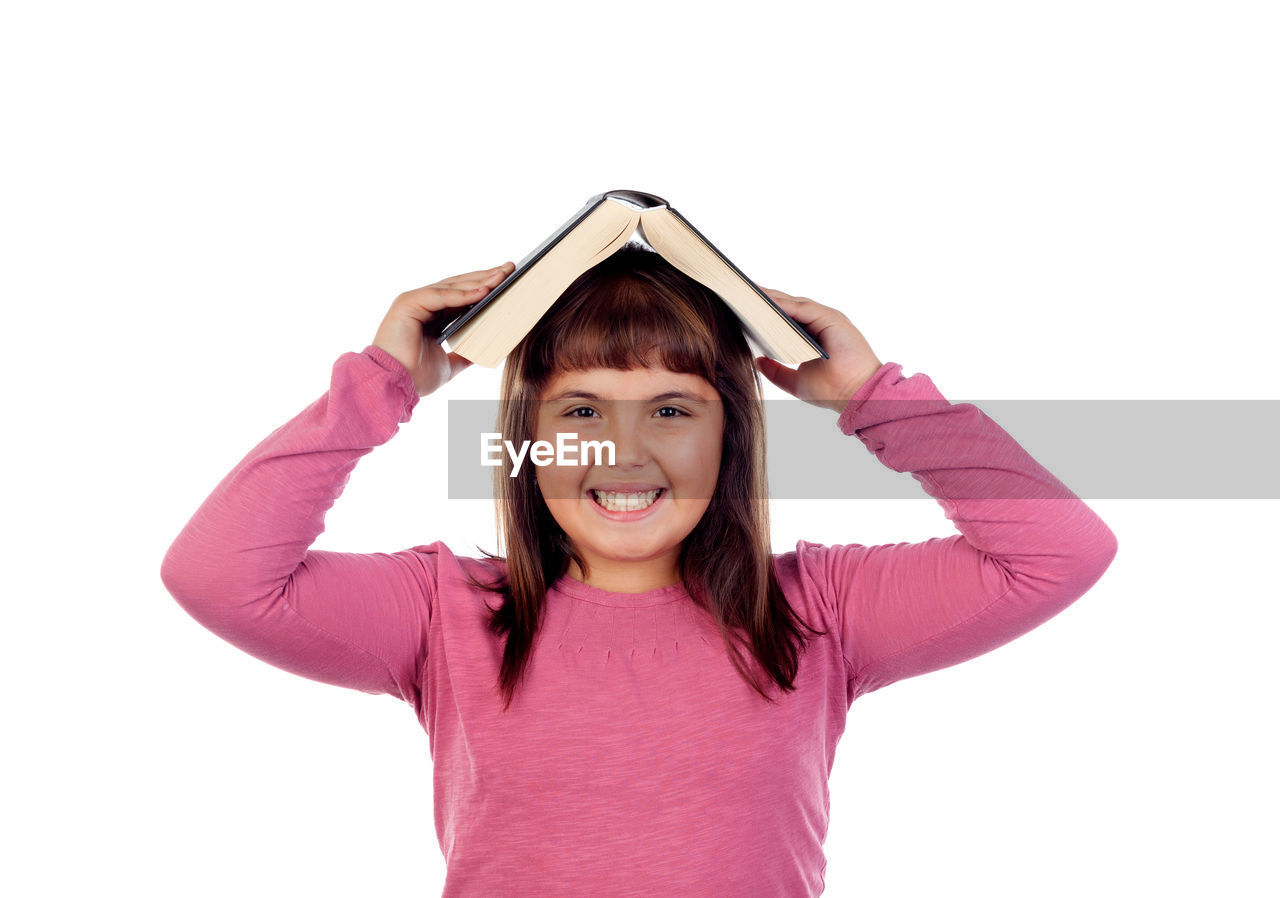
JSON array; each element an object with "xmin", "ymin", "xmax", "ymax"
[
  {"xmin": 435, "ymin": 261, "xmax": 515, "ymax": 288},
  {"xmin": 398, "ymin": 282, "xmax": 493, "ymax": 315},
  {"xmin": 761, "ymin": 288, "xmax": 836, "ymax": 329},
  {"xmin": 761, "ymin": 288, "xmax": 812, "ymax": 310},
  {"xmin": 755, "ymin": 356, "xmax": 799, "ymax": 397},
  {"xmin": 396, "ymin": 262, "xmax": 515, "ymax": 314}
]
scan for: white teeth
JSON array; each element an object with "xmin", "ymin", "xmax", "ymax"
[{"xmin": 591, "ymin": 489, "xmax": 662, "ymax": 512}]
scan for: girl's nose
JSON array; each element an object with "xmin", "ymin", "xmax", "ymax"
[{"xmin": 602, "ymin": 420, "xmax": 652, "ymax": 468}]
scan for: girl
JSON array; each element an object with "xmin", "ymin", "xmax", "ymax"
[{"xmin": 161, "ymin": 243, "xmax": 1117, "ymax": 897}]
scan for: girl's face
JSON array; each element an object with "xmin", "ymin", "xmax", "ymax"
[{"xmin": 533, "ymin": 365, "xmax": 724, "ymax": 590}]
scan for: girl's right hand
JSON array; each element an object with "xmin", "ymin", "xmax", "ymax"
[{"xmin": 373, "ymin": 261, "xmax": 515, "ymax": 397}]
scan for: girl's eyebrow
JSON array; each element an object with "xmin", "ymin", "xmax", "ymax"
[{"xmin": 544, "ymin": 389, "xmax": 711, "ymax": 404}]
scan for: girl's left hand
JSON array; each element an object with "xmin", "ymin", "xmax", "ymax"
[{"xmin": 755, "ymin": 288, "xmax": 885, "ymax": 413}]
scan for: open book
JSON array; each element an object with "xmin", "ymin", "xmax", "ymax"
[{"xmin": 435, "ymin": 189, "xmax": 829, "ymax": 368}]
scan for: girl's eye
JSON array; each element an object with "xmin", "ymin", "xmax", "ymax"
[{"xmin": 563, "ymin": 406, "xmax": 686, "ymax": 418}]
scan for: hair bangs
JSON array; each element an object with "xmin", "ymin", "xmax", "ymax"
[{"xmin": 523, "ymin": 253, "xmax": 726, "ymax": 388}]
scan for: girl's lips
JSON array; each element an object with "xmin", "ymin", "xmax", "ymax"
[{"xmin": 586, "ymin": 488, "xmax": 667, "ymax": 522}]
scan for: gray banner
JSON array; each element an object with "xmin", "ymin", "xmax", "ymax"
[{"xmin": 446, "ymin": 399, "xmax": 1280, "ymax": 500}]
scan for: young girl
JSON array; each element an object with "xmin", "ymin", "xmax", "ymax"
[{"xmin": 161, "ymin": 243, "xmax": 1117, "ymax": 896}]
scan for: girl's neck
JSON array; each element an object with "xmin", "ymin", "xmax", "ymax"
[{"xmin": 566, "ymin": 553, "xmax": 682, "ymax": 595}]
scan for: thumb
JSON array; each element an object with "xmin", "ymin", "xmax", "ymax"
[
  {"xmin": 445, "ymin": 351, "xmax": 474, "ymax": 382},
  {"xmin": 755, "ymin": 357, "xmax": 799, "ymax": 397}
]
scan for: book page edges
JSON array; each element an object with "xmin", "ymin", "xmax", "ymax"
[
  {"xmin": 639, "ymin": 208, "xmax": 822, "ymax": 365},
  {"xmin": 445, "ymin": 200, "xmax": 640, "ymax": 367}
]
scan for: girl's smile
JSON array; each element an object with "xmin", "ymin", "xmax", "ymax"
[
  {"xmin": 586, "ymin": 484, "xmax": 668, "ymax": 519},
  {"xmin": 534, "ymin": 364, "xmax": 724, "ymax": 593}
]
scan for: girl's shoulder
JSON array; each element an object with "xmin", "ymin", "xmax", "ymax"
[
  {"xmin": 772, "ymin": 538, "xmax": 866, "ymax": 581},
  {"xmin": 403, "ymin": 540, "xmax": 508, "ymax": 594},
  {"xmin": 771, "ymin": 539, "xmax": 871, "ymax": 623}
]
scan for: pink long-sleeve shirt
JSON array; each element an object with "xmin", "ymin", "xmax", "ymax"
[{"xmin": 160, "ymin": 344, "xmax": 1117, "ymax": 897}]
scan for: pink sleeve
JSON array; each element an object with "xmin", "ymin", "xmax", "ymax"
[
  {"xmin": 797, "ymin": 363, "xmax": 1118, "ymax": 701},
  {"xmin": 159, "ymin": 344, "xmax": 437, "ymax": 705}
]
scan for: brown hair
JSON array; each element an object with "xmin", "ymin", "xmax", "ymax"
[{"xmin": 468, "ymin": 242, "xmax": 828, "ymax": 711}]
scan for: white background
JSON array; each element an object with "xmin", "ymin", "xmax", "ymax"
[{"xmin": 4, "ymin": 1, "xmax": 1276, "ymax": 896}]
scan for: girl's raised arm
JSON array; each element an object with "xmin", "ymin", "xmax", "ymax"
[
  {"xmin": 757, "ymin": 287, "xmax": 1117, "ymax": 700},
  {"xmin": 796, "ymin": 361, "xmax": 1118, "ymax": 700},
  {"xmin": 160, "ymin": 345, "xmax": 434, "ymax": 702},
  {"xmin": 159, "ymin": 264, "xmax": 513, "ymax": 703}
]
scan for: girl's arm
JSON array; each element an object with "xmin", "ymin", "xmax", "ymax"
[
  {"xmin": 756, "ymin": 287, "xmax": 1116, "ymax": 700},
  {"xmin": 159, "ymin": 345, "xmax": 436, "ymax": 704},
  {"xmin": 799, "ymin": 361, "xmax": 1118, "ymax": 700}
]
